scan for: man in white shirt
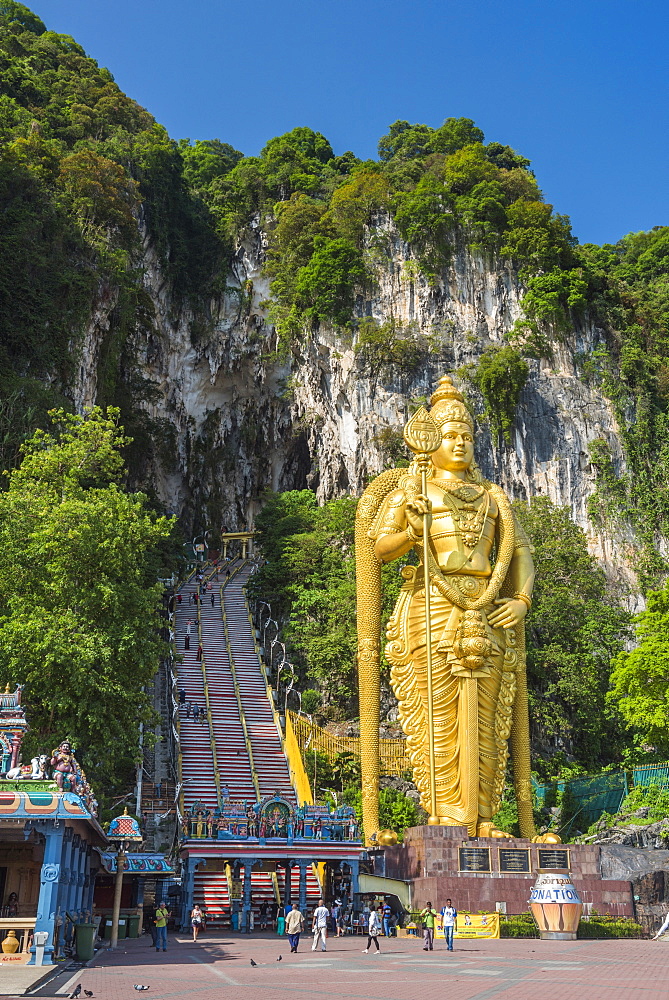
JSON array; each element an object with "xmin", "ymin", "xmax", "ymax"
[
  {"xmin": 441, "ymin": 898, "xmax": 457, "ymax": 952},
  {"xmin": 312, "ymin": 898, "xmax": 329, "ymax": 952}
]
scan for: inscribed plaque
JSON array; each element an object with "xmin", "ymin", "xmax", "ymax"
[
  {"xmin": 537, "ymin": 848, "xmax": 570, "ymax": 870},
  {"xmin": 459, "ymin": 847, "xmax": 491, "ymax": 872},
  {"xmin": 498, "ymin": 848, "xmax": 531, "ymax": 873}
]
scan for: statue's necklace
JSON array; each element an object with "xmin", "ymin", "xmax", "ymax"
[
  {"xmin": 433, "ymin": 480, "xmax": 485, "ymax": 503},
  {"xmin": 434, "ymin": 481, "xmax": 488, "ymax": 549}
]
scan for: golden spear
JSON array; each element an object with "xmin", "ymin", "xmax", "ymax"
[{"xmin": 403, "ymin": 406, "xmax": 442, "ymax": 824}]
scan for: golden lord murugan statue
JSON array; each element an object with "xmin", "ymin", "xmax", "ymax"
[{"xmin": 356, "ymin": 375, "xmax": 555, "ymax": 844}]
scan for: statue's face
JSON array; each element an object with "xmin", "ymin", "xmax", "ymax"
[{"xmin": 432, "ymin": 421, "xmax": 474, "ymax": 472}]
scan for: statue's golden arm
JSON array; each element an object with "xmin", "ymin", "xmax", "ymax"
[
  {"xmin": 488, "ymin": 546, "xmax": 535, "ymax": 629},
  {"xmin": 374, "ymin": 491, "xmax": 427, "ymax": 564}
]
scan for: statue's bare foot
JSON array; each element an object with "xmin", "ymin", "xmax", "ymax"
[
  {"xmin": 477, "ymin": 821, "xmax": 512, "ymax": 838},
  {"xmin": 531, "ymin": 831, "xmax": 562, "ymax": 843}
]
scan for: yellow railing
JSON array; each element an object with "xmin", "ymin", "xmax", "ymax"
[
  {"xmin": 284, "ymin": 711, "xmax": 314, "ymax": 806},
  {"xmin": 287, "ymin": 711, "xmax": 410, "ymax": 776}
]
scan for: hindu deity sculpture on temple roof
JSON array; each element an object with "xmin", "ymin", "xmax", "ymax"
[{"xmin": 50, "ymin": 740, "xmax": 76, "ymax": 791}]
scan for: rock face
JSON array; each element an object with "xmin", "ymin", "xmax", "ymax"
[{"xmin": 74, "ymin": 219, "xmax": 634, "ymax": 587}]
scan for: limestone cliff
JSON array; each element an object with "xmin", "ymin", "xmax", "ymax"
[{"xmin": 74, "ymin": 217, "xmax": 634, "ymax": 593}]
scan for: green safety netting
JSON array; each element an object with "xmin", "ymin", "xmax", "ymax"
[
  {"xmin": 532, "ymin": 771, "xmax": 628, "ymax": 831},
  {"xmin": 530, "ymin": 761, "xmax": 669, "ymax": 834},
  {"xmin": 632, "ymin": 763, "xmax": 669, "ymax": 788}
]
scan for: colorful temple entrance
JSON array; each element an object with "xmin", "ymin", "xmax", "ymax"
[{"xmin": 173, "ymin": 560, "xmax": 364, "ymax": 930}]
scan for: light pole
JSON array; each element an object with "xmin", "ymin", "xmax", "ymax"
[{"xmin": 106, "ymin": 808, "xmax": 143, "ymax": 948}]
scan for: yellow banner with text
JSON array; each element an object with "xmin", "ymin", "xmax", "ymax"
[{"xmin": 436, "ymin": 912, "xmax": 500, "ymax": 939}]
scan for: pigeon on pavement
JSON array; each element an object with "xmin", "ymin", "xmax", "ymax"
[
  {"xmin": 249, "ymin": 959, "xmax": 257, "ymax": 967},
  {"xmin": 276, "ymin": 955, "xmax": 282, "ymax": 962},
  {"xmin": 70, "ymin": 986, "xmax": 82, "ymax": 999},
  {"xmin": 84, "ymin": 992, "xmax": 94, "ymax": 997},
  {"xmin": 133, "ymin": 987, "xmax": 150, "ymax": 992}
]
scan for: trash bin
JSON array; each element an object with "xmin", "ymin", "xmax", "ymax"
[
  {"xmin": 75, "ymin": 924, "xmax": 96, "ymax": 962},
  {"xmin": 126, "ymin": 914, "xmax": 140, "ymax": 939},
  {"xmin": 117, "ymin": 918, "xmax": 127, "ymax": 940},
  {"xmin": 102, "ymin": 919, "xmax": 112, "ymax": 940}
]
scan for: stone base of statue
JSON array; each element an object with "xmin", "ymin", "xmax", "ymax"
[{"xmin": 378, "ymin": 826, "xmax": 634, "ymax": 918}]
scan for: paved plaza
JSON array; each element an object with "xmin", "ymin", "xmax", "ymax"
[{"xmin": 21, "ymin": 932, "xmax": 668, "ymax": 1000}]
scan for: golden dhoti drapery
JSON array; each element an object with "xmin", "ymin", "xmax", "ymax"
[{"xmin": 386, "ymin": 573, "xmax": 517, "ymax": 834}]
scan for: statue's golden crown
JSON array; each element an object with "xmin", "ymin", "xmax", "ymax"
[{"xmin": 429, "ymin": 375, "xmax": 474, "ymax": 430}]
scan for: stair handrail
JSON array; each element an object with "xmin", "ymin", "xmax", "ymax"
[
  {"xmin": 199, "ymin": 561, "xmax": 229, "ymax": 810},
  {"xmin": 220, "ymin": 563, "xmax": 261, "ymax": 802},
  {"xmin": 173, "ymin": 571, "xmax": 196, "ymax": 829},
  {"xmin": 243, "ymin": 594, "xmax": 313, "ymax": 806}
]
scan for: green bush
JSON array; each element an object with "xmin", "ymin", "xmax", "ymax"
[
  {"xmin": 578, "ymin": 916, "xmax": 643, "ymax": 939},
  {"xmin": 501, "ymin": 912, "xmax": 644, "ymax": 939},
  {"xmin": 501, "ymin": 914, "xmax": 537, "ymax": 938}
]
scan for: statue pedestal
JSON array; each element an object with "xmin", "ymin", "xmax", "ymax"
[{"xmin": 380, "ymin": 825, "xmax": 634, "ymax": 917}]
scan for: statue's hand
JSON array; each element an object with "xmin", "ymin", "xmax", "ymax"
[
  {"xmin": 487, "ymin": 598, "xmax": 527, "ymax": 629},
  {"xmin": 405, "ymin": 495, "xmax": 432, "ymax": 536}
]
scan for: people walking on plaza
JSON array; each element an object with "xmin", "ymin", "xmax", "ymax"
[
  {"xmin": 441, "ymin": 898, "xmax": 457, "ymax": 951},
  {"xmin": 190, "ymin": 904, "xmax": 203, "ymax": 942},
  {"xmin": 312, "ymin": 898, "xmax": 329, "ymax": 952},
  {"xmin": 286, "ymin": 903, "xmax": 304, "ymax": 952},
  {"xmin": 421, "ymin": 901, "xmax": 438, "ymax": 951},
  {"xmin": 382, "ymin": 899, "xmax": 393, "ymax": 937},
  {"xmin": 259, "ymin": 900, "xmax": 269, "ymax": 930},
  {"xmin": 363, "ymin": 906, "xmax": 381, "ymax": 954},
  {"xmin": 155, "ymin": 901, "xmax": 170, "ymax": 952}
]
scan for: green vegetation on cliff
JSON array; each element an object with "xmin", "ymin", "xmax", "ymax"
[{"xmin": 2, "ymin": 0, "xmax": 669, "ymax": 535}]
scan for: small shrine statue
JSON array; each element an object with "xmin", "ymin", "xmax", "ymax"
[
  {"xmin": 246, "ymin": 807, "xmax": 257, "ymax": 837},
  {"xmin": 50, "ymin": 740, "xmax": 76, "ymax": 791}
]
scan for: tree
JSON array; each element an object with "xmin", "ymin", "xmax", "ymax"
[
  {"xmin": 464, "ymin": 346, "xmax": 529, "ymax": 442},
  {"xmin": 58, "ymin": 149, "xmax": 140, "ymax": 247},
  {"xmin": 0, "ymin": 407, "xmax": 175, "ymax": 798},
  {"xmin": 250, "ymin": 491, "xmax": 406, "ymax": 716},
  {"xmin": 513, "ymin": 497, "xmax": 630, "ymax": 767},
  {"xmin": 178, "ymin": 138, "xmax": 243, "ymax": 192},
  {"xmin": 295, "ymin": 236, "xmax": 366, "ymax": 327},
  {"xmin": 609, "ymin": 581, "xmax": 669, "ymax": 753},
  {"xmin": 0, "ymin": 1, "xmax": 46, "ymax": 35},
  {"xmin": 260, "ymin": 127, "xmax": 334, "ymax": 198},
  {"xmin": 326, "ymin": 170, "xmax": 390, "ymax": 244}
]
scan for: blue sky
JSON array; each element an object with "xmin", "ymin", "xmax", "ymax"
[{"xmin": 27, "ymin": 0, "xmax": 668, "ymax": 246}]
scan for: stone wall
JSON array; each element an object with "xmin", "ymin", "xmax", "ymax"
[{"xmin": 382, "ymin": 825, "xmax": 634, "ymax": 917}]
